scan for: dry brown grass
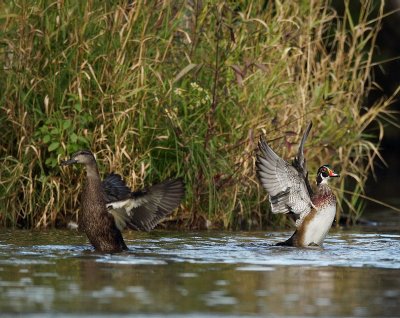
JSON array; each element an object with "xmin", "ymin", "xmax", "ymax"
[{"xmin": 0, "ymin": 0, "xmax": 395, "ymax": 229}]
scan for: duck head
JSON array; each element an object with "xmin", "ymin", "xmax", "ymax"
[
  {"xmin": 316, "ymin": 165, "xmax": 339, "ymax": 185},
  {"xmin": 60, "ymin": 150, "xmax": 96, "ymax": 166}
]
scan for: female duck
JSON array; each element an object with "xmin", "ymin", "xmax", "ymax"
[{"xmin": 61, "ymin": 150, "xmax": 184, "ymax": 253}]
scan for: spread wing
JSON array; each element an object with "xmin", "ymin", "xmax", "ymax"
[
  {"xmin": 103, "ymin": 176, "xmax": 185, "ymax": 232},
  {"xmin": 256, "ymin": 135, "xmax": 312, "ymax": 215},
  {"xmin": 292, "ymin": 122, "xmax": 313, "ymax": 196},
  {"xmin": 102, "ymin": 173, "xmax": 132, "ymax": 202}
]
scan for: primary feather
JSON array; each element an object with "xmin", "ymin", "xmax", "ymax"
[
  {"xmin": 103, "ymin": 175, "xmax": 184, "ymax": 232},
  {"xmin": 256, "ymin": 125, "xmax": 313, "ymax": 216}
]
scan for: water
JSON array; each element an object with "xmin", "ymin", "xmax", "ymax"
[{"xmin": 0, "ymin": 228, "xmax": 399, "ymax": 317}]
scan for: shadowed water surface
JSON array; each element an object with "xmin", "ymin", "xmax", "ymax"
[{"xmin": 0, "ymin": 227, "xmax": 399, "ymax": 317}]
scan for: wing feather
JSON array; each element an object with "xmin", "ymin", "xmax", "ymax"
[
  {"xmin": 292, "ymin": 122, "xmax": 313, "ymax": 196},
  {"xmin": 102, "ymin": 173, "xmax": 132, "ymax": 203},
  {"xmin": 256, "ymin": 135, "xmax": 312, "ymax": 216},
  {"xmin": 105, "ymin": 177, "xmax": 185, "ymax": 232}
]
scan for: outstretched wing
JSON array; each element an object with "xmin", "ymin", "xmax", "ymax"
[
  {"xmin": 102, "ymin": 173, "xmax": 132, "ymax": 203},
  {"xmin": 105, "ymin": 178, "xmax": 185, "ymax": 232},
  {"xmin": 256, "ymin": 135, "xmax": 312, "ymax": 215},
  {"xmin": 292, "ymin": 122, "xmax": 313, "ymax": 196}
]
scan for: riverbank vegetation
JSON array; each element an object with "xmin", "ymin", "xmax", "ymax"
[{"xmin": 0, "ymin": 0, "xmax": 394, "ymax": 229}]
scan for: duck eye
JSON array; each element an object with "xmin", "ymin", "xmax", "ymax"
[{"xmin": 319, "ymin": 167, "xmax": 329, "ymax": 177}]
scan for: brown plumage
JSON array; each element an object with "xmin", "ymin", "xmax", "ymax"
[{"xmin": 61, "ymin": 150, "xmax": 185, "ymax": 253}]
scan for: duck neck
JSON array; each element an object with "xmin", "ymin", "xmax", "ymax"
[
  {"xmin": 85, "ymin": 163, "xmax": 101, "ymax": 181},
  {"xmin": 316, "ymin": 182, "xmax": 332, "ymax": 196}
]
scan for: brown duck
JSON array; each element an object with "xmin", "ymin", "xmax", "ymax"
[
  {"xmin": 256, "ymin": 123, "xmax": 340, "ymax": 247},
  {"xmin": 61, "ymin": 150, "xmax": 185, "ymax": 253}
]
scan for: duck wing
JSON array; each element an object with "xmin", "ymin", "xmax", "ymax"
[
  {"xmin": 105, "ymin": 178, "xmax": 185, "ymax": 232},
  {"xmin": 256, "ymin": 135, "xmax": 312, "ymax": 215},
  {"xmin": 102, "ymin": 173, "xmax": 132, "ymax": 202},
  {"xmin": 292, "ymin": 122, "xmax": 313, "ymax": 196}
]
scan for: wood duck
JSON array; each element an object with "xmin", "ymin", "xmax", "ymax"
[
  {"xmin": 256, "ymin": 122, "xmax": 340, "ymax": 247},
  {"xmin": 61, "ymin": 150, "xmax": 185, "ymax": 253}
]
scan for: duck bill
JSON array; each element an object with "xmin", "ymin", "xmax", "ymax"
[
  {"xmin": 328, "ymin": 169, "xmax": 340, "ymax": 177},
  {"xmin": 60, "ymin": 158, "xmax": 77, "ymax": 166}
]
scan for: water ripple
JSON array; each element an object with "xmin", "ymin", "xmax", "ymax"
[{"xmin": 0, "ymin": 230, "xmax": 399, "ymax": 269}]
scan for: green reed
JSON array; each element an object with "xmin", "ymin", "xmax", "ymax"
[{"xmin": 0, "ymin": 0, "xmax": 394, "ymax": 229}]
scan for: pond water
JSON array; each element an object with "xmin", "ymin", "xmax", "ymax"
[{"xmin": 0, "ymin": 226, "xmax": 399, "ymax": 317}]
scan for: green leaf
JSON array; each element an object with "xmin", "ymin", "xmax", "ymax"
[
  {"xmin": 63, "ymin": 120, "xmax": 72, "ymax": 130},
  {"xmin": 56, "ymin": 147, "xmax": 64, "ymax": 155},
  {"xmin": 74, "ymin": 103, "xmax": 82, "ymax": 112},
  {"xmin": 40, "ymin": 126, "xmax": 49, "ymax": 134},
  {"xmin": 42, "ymin": 134, "xmax": 51, "ymax": 144},
  {"xmin": 48, "ymin": 141, "xmax": 60, "ymax": 152},
  {"xmin": 77, "ymin": 136, "xmax": 89, "ymax": 146},
  {"xmin": 50, "ymin": 128, "xmax": 59, "ymax": 135},
  {"xmin": 45, "ymin": 157, "xmax": 57, "ymax": 167},
  {"xmin": 67, "ymin": 143, "xmax": 79, "ymax": 153},
  {"xmin": 82, "ymin": 113, "xmax": 93, "ymax": 124},
  {"xmin": 70, "ymin": 133, "xmax": 77, "ymax": 143}
]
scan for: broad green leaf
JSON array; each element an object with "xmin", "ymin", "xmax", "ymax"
[
  {"xmin": 70, "ymin": 133, "xmax": 77, "ymax": 143},
  {"xmin": 78, "ymin": 136, "xmax": 89, "ymax": 146},
  {"xmin": 50, "ymin": 128, "xmax": 59, "ymax": 135},
  {"xmin": 48, "ymin": 141, "xmax": 60, "ymax": 152},
  {"xmin": 42, "ymin": 135, "xmax": 51, "ymax": 144},
  {"xmin": 63, "ymin": 120, "xmax": 72, "ymax": 130},
  {"xmin": 74, "ymin": 103, "xmax": 82, "ymax": 112}
]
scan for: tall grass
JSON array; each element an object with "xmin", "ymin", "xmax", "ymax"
[{"xmin": 0, "ymin": 0, "xmax": 394, "ymax": 229}]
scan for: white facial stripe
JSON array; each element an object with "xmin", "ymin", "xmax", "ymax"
[{"xmin": 319, "ymin": 177, "xmax": 329, "ymax": 184}]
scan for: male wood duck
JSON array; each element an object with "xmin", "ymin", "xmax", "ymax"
[
  {"xmin": 61, "ymin": 150, "xmax": 185, "ymax": 253},
  {"xmin": 256, "ymin": 122, "xmax": 340, "ymax": 247}
]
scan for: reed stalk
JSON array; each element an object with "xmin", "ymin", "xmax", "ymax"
[{"xmin": 0, "ymin": 0, "xmax": 394, "ymax": 229}]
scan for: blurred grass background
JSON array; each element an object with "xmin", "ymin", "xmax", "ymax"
[{"xmin": 0, "ymin": 0, "xmax": 396, "ymax": 229}]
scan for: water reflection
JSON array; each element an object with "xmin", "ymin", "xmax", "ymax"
[{"xmin": 0, "ymin": 229, "xmax": 399, "ymax": 316}]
